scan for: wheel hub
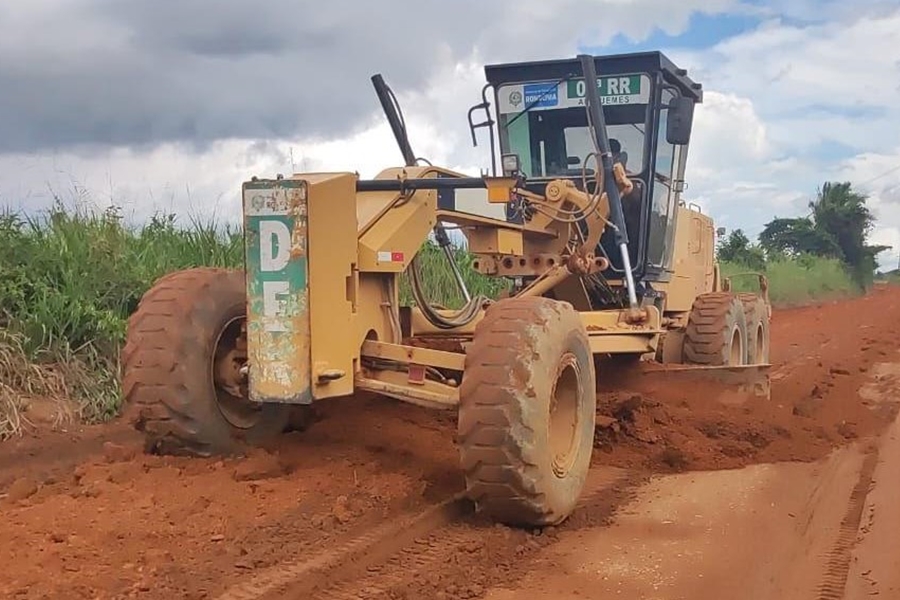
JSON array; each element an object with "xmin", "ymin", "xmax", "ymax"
[
  {"xmin": 212, "ymin": 316, "xmax": 262, "ymax": 429},
  {"xmin": 549, "ymin": 353, "xmax": 582, "ymax": 478},
  {"xmin": 755, "ymin": 323, "xmax": 765, "ymax": 363},
  {"xmin": 729, "ymin": 328, "xmax": 743, "ymax": 366}
]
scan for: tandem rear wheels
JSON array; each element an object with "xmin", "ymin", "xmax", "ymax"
[
  {"xmin": 458, "ymin": 296, "xmax": 597, "ymax": 527},
  {"xmin": 122, "ymin": 267, "xmax": 306, "ymax": 457},
  {"xmin": 683, "ymin": 291, "xmax": 771, "ymax": 367}
]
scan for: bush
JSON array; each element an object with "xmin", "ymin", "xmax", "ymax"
[
  {"xmin": 0, "ymin": 203, "xmax": 242, "ymax": 436},
  {"xmin": 721, "ymin": 255, "xmax": 857, "ymax": 306}
]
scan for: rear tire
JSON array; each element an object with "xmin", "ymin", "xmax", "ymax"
[
  {"xmin": 458, "ymin": 297, "xmax": 596, "ymax": 527},
  {"xmin": 738, "ymin": 294, "xmax": 770, "ymax": 364},
  {"xmin": 122, "ymin": 267, "xmax": 292, "ymax": 456},
  {"xmin": 683, "ymin": 292, "xmax": 747, "ymax": 366}
]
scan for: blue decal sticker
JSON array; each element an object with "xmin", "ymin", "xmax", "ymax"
[{"xmin": 523, "ymin": 82, "xmax": 559, "ymax": 108}]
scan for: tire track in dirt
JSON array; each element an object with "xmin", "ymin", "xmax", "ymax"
[
  {"xmin": 312, "ymin": 523, "xmax": 483, "ymax": 600},
  {"xmin": 215, "ymin": 495, "xmax": 473, "ymax": 600},
  {"xmin": 816, "ymin": 445, "xmax": 880, "ymax": 600},
  {"xmin": 216, "ymin": 468, "xmax": 634, "ymax": 600},
  {"xmin": 313, "ymin": 469, "xmax": 636, "ymax": 600}
]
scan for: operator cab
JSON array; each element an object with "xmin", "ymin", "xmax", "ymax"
[{"xmin": 468, "ymin": 51, "xmax": 702, "ymax": 288}]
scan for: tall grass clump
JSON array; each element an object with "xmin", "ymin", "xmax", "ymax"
[
  {"xmin": 0, "ymin": 203, "xmax": 241, "ymax": 432},
  {"xmin": 721, "ymin": 255, "xmax": 857, "ymax": 306}
]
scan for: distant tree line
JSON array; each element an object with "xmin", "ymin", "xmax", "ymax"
[{"xmin": 716, "ymin": 181, "xmax": 890, "ymax": 289}]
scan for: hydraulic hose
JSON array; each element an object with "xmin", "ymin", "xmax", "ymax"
[{"xmin": 370, "ymin": 73, "xmax": 487, "ymax": 329}]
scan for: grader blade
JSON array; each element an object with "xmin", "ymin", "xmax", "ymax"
[{"xmin": 633, "ymin": 363, "xmax": 771, "ymax": 406}]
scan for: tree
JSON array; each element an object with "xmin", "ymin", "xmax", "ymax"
[
  {"xmin": 809, "ymin": 182, "xmax": 890, "ymax": 288},
  {"xmin": 717, "ymin": 229, "xmax": 766, "ymax": 270},
  {"xmin": 759, "ymin": 181, "xmax": 891, "ymax": 289},
  {"xmin": 758, "ymin": 217, "xmax": 841, "ymax": 258}
]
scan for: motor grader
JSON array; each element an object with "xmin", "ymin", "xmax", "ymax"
[{"xmin": 122, "ymin": 51, "xmax": 770, "ymax": 528}]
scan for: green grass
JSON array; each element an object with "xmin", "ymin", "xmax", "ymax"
[
  {"xmin": 877, "ymin": 269, "xmax": 900, "ymax": 284},
  {"xmin": 721, "ymin": 255, "xmax": 859, "ymax": 306},
  {"xmin": 0, "ymin": 201, "xmax": 871, "ymax": 439},
  {"xmin": 0, "ymin": 203, "xmax": 243, "ymax": 437}
]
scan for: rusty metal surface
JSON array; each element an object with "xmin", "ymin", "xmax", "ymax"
[{"xmin": 242, "ymin": 179, "xmax": 312, "ymax": 404}]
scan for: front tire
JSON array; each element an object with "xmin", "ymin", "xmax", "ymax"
[
  {"xmin": 122, "ymin": 267, "xmax": 292, "ymax": 456},
  {"xmin": 458, "ymin": 297, "xmax": 596, "ymax": 527}
]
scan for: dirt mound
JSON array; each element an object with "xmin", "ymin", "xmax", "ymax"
[
  {"xmin": 592, "ymin": 286, "xmax": 900, "ymax": 473},
  {"xmin": 593, "ymin": 370, "xmax": 899, "ymax": 473},
  {"xmin": 593, "ymin": 390, "xmax": 810, "ymax": 472}
]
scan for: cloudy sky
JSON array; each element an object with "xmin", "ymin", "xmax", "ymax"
[{"xmin": 1, "ymin": 0, "xmax": 899, "ymax": 269}]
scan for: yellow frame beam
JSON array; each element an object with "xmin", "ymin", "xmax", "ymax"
[{"xmin": 361, "ymin": 340, "xmax": 465, "ymax": 371}]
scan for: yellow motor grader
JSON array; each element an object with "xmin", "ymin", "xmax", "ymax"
[{"xmin": 122, "ymin": 52, "xmax": 770, "ymax": 527}]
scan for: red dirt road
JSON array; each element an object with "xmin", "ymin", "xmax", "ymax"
[{"xmin": 2, "ymin": 286, "xmax": 899, "ymax": 599}]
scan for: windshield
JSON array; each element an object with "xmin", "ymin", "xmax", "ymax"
[{"xmin": 496, "ymin": 74, "xmax": 651, "ymax": 179}]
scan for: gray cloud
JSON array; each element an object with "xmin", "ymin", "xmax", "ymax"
[
  {"xmin": 0, "ymin": 0, "xmax": 732, "ymax": 154},
  {"xmin": 0, "ymin": 0, "xmax": 504, "ymax": 153}
]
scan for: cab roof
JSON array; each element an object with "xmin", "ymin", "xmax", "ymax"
[{"xmin": 483, "ymin": 51, "xmax": 703, "ymax": 103}]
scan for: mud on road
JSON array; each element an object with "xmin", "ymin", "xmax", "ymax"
[{"xmin": 1, "ymin": 286, "xmax": 899, "ymax": 600}]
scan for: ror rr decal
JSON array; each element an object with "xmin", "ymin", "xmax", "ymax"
[
  {"xmin": 497, "ymin": 73, "xmax": 652, "ymax": 114},
  {"xmin": 242, "ymin": 179, "xmax": 312, "ymax": 404},
  {"xmin": 565, "ymin": 75, "xmax": 648, "ymax": 104}
]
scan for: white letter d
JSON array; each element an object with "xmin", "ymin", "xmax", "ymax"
[{"xmin": 260, "ymin": 220, "xmax": 290, "ymax": 272}]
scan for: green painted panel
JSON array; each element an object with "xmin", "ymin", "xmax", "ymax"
[{"xmin": 242, "ymin": 180, "xmax": 312, "ymax": 404}]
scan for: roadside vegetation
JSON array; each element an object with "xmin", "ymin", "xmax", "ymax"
[
  {"xmin": 0, "ymin": 180, "xmax": 890, "ymax": 438},
  {"xmin": 716, "ymin": 181, "xmax": 889, "ymax": 303},
  {"xmin": 0, "ymin": 204, "xmax": 242, "ymax": 438},
  {"xmin": 720, "ymin": 256, "xmax": 857, "ymax": 306},
  {"xmin": 0, "ymin": 203, "xmax": 502, "ymax": 439},
  {"xmin": 876, "ymin": 269, "xmax": 900, "ymax": 284}
]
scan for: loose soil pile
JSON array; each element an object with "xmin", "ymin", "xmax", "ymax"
[{"xmin": 592, "ymin": 286, "xmax": 900, "ymax": 473}]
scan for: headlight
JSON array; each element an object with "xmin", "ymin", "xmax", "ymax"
[{"xmin": 501, "ymin": 153, "xmax": 520, "ymax": 175}]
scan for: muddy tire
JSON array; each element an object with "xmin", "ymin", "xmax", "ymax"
[
  {"xmin": 458, "ymin": 296, "xmax": 596, "ymax": 527},
  {"xmin": 122, "ymin": 267, "xmax": 292, "ymax": 456},
  {"xmin": 683, "ymin": 292, "xmax": 748, "ymax": 366},
  {"xmin": 738, "ymin": 293, "xmax": 770, "ymax": 364}
]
